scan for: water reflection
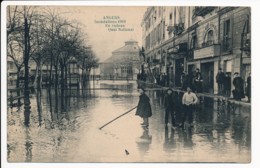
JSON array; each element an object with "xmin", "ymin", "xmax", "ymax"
[
  {"xmin": 163, "ymin": 127, "xmax": 176, "ymax": 152},
  {"xmin": 7, "ymin": 81, "xmax": 251, "ymax": 162},
  {"xmin": 136, "ymin": 127, "xmax": 152, "ymax": 157},
  {"xmin": 232, "ymin": 112, "xmax": 251, "ymax": 148},
  {"xmin": 183, "ymin": 127, "xmax": 193, "ymax": 149},
  {"xmin": 25, "ymin": 128, "xmax": 33, "ymax": 162},
  {"xmin": 36, "ymin": 90, "xmax": 43, "ymax": 127},
  {"xmin": 23, "ymin": 90, "xmax": 31, "ymax": 127}
]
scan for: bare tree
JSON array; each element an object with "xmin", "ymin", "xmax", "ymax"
[{"xmin": 75, "ymin": 46, "xmax": 99, "ymax": 86}]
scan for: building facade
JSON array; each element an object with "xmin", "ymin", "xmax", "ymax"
[
  {"xmin": 100, "ymin": 39, "xmax": 141, "ymax": 80},
  {"xmin": 7, "ymin": 57, "xmax": 18, "ymax": 87},
  {"xmin": 142, "ymin": 6, "xmax": 251, "ymax": 93}
]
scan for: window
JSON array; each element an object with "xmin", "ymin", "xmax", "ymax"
[
  {"xmin": 162, "ymin": 20, "xmax": 165, "ymax": 39},
  {"xmin": 70, "ymin": 63, "xmax": 78, "ymax": 74},
  {"xmin": 203, "ymin": 30, "xmax": 214, "ymax": 47},
  {"xmin": 10, "ymin": 62, "xmax": 13, "ymax": 69},
  {"xmin": 191, "ymin": 35, "xmax": 198, "ymax": 49},
  {"xmin": 223, "ymin": 19, "xmax": 231, "ymax": 51},
  {"xmin": 121, "ymin": 66, "xmax": 132, "ymax": 75},
  {"xmin": 206, "ymin": 30, "xmax": 214, "ymax": 44},
  {"xmin": 169, "ymin": 13, "xmax": 172, "ymax": 25}
]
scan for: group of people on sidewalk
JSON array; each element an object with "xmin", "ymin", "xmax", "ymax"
[
  {"xmin": 135, "ymin": 86, "xmax": 198, "ymax": 129},
  {"xmin": 181, "ymin": 68, "xmax": 203, "ymax": 93},
  {"xmin": 181, "ymin": 68, "xmax": 251, "ymax": 102},
  {"xmin": 155, "ymin": 73, "xmax": 169, "ymax": 87},
  {"xmin": 216, "ymin": 68, "xmax": 251, "ymax": 102},
  {"xmin": 136, "ymin": 69, "xmax": 251, "ymax": 127},
  {"xmin": 135, "ymin": 69, "xmax": 251, "ymax": 128}
]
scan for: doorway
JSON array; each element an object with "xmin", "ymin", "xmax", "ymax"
[
  {"xmin": 201, "ymin": 62, "xmax": 214, "ymax": 93},
  {"xmin": 175, "ymin": 58, "xmax": 184, "ymax": 87}
]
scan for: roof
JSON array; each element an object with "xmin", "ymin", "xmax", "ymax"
[
  {"xmin": 112, "ymin": 39, "xmax": 139, "ymax": 53},
  {"xmin": 103, "ymin": 54, "xmax": 140, "ymax": 63},
  {"xmin": 102, "ymin": 39, "xmax": 140, "ymax": 63}
]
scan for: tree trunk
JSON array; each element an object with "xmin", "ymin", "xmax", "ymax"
[
  {"xmin": 65, "ymin": 64, "xmax": 68, "ymax": 89},
  {"xmin": 49, "ymin": 57, "xmax": 53, "ymax": 88},
  {"xmin": 16, "ymin": 68, "xmax": 21, "ymax": 105},
  {"xmin": 33, "ymin": 63, "xmax": 39, "ymax": 88},
  {"xmin": 23, "ymin": 16, "xmax": 31, "ymax": 127},
  {"xmin": 81, "ymin": 68, "xmax": 85, "ymax": 88},
  {"xmin": 60, "ymin": 61, "xmax": 65, "ymax": 111},
  {"xmin": 36, "ymin": 90, "xmax": 42, "ymax": 127},
  {"xmin": 60, "ymin": 61, "xmax": 64, "ymax": 91},
  {"xmin": 55, "ymin": 65, "xmax": 58, "ymax": 90},
  {"xmin": 86, "ymin": 69, "xmax": 90, "ymax": 81},
  {"xmin": 37, "ymin": 61, "xmax": 42, "ymax": 90}
]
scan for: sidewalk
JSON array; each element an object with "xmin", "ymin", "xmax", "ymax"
[{"xmin": 137, "ymin": 80, "xmax": 251, "ymax": 107}]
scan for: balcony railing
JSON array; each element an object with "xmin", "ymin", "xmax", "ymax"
[
  {"xmin": 187, "ymin": 50, "xmax": 194, "ymax": 61},
  {"xmin": 222, "ymin": 37, "xmax": 232, "ymax": 52},
  {"xmin": 167, "ymin": 25, "xmax": 174, "ymax": 33},
  {"xmin": 241, "ymin": 33, "xmax": 251, "ymax": 53},
  {"xmin": 173, "ymin": 23, "xmax": 184, "ymax": 36},
  {"xmin": 193, "ymin": 7, "xmax": 215, "ymax": 18},
  {"xmin": 201, "ymin": 40, "xmax": 214, "ymax": 48},
  {"xmin": 152, "ymin": 58, "xmax": 160, "ymax": 63},
  {"xmin": 167, "ymin": 22, "xmax": 185, "ymax": 36},
  {"xmin": 194, "ymin": 44, "xmax": 220, "ymax": 60}
]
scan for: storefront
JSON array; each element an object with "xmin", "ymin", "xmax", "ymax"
[
  {"xmin": 167, "ymin": 42, "xmax": 188, "ymax": 87},
  {"xmin": 192, "ymin": 43, "xmax": 221, "ymax": 93},
  {"xmin": 201, "ymin": 61, "xmax": 214, "ymax": 93}
]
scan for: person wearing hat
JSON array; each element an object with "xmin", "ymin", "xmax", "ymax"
[
  {"xmin": 216, "ymin": 68, "xmax": 225, "ymax": 95},
  {"xmin": 135, "ymin": 87, "xmax": 152, "ymax": 127},
  {"xmin": 164, "ymin": 88, "xmax": 177, "ymax": 128},
  {"xmin": 246, "ymin": 72, "xmax": 251, "ymax": 102},
  {"xmin": 232, "ymin": 72, "xmax": 245, "ymax": 101}
]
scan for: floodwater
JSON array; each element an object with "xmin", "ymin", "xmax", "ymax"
[{"xmin": 7, "ymin": 80, "xmax": 251, "ymax": 163}]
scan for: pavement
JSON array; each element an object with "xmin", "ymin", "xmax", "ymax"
[{"xmin": 137, "ymin": 80, "xmax": 251, "ymax": 106}]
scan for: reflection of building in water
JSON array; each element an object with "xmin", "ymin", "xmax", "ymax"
[
  {"xmin": 231, "ymin": 107, "xmax": 251, "ymax": 149},
  {"xmin": 100, "ymin": 39, "xmax": 141, "ymax": 80},
  {"xmin": 136, "ymin": 128, "xmax": 152, "ymax": 156}
]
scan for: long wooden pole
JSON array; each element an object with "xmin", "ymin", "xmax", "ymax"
[{"xmin": 99, "ymin": 106, "xmax": 137, "ymax": 130}]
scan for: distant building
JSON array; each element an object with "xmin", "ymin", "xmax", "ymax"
[
  {"xmin": 7, "ymin": 57, "xmax": 17, "ymax": 87},
  {"xmin": 100, "ymin": 39, "xmax": 141, "ymax": 80}
]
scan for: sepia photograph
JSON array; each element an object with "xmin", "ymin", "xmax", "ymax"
[{"xmin": 1, "ymin": 0, "xmax": 258, "ymax": 167}]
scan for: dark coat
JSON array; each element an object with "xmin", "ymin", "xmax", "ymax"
[
  {"xmin": 164, "ymin": 93, "xmax": 176, "ymax": 110},
  {"xmin": 233, "ymin": 76, "xmax": 245, "ymax": 99},
  {"xmin": 181, "ymin": 74, "xmax": 191, "ymax": 91},
  {"xmin": 246, "ymin": 76, "xmax": 251, "ymax": 97},
  {"xmin": 194, "ymin": 75, "xmax": 203, "ymax": 92},
  {"xmin": 224, "ymin": 76, "xmax": 231, "ymax": 91},
  {"xmin": 136, "ymin": 93, "xmax": 152, "ymax": 118},
  {"xmin": 216, "ymin": 72, "xmax": 225, "ymax": 84}
]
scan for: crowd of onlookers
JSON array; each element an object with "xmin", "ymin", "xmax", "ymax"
[
  {"xmin": 137, "ymin": 68, "xmax": 251, "ymax": 103},
  {"xmin": 181, "ymin": 68, "xmax": 251, "ymax": 102}
]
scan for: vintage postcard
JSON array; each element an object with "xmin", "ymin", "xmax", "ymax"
[{"xmin": 1, "ymin": 1, "xmax": 259, "ymax": 168}]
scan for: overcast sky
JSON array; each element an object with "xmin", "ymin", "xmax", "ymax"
[{"xmin": 53, "ymin": 6, "xmax": 147, "ymax": 61}]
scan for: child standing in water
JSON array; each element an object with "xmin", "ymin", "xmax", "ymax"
[
  {"xmin": 180, "ymin": 86, "xmax": 198, "ymax": 128},
  {"xmin": 164, "ymin": 88, "xmax": 176, "ymax": 128},
  {"xmin": 135, "ymin": 87, "xmax": 152, "ymax": 128}
]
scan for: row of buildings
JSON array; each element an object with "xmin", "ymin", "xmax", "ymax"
[
  {"xmin": 7, "ymin": 57, "xmax": 83, "ymax": 88},
  {"xmin": 141, "ymin": 6, "xmax": 251, "ymax": 93}
]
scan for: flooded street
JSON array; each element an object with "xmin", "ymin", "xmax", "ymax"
[{"xmin": 7, "ymin": 80, "xmax": 251, "ymax": 163}]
